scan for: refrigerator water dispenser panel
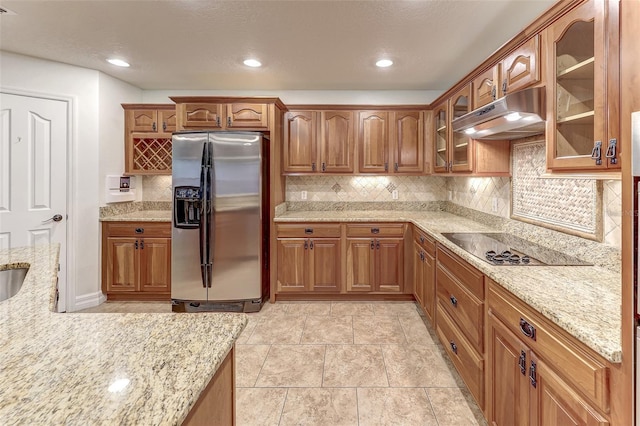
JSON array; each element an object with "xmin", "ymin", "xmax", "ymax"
[{"xmin": 174, "ymin": 186, "xmax": 201, "ymax": 228}]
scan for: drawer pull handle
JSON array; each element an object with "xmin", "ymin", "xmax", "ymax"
[
  {"xmin": 371, "ymin": 228, "xmax": 380, "ymax": 234},
  {"xmin": 529, "ymin": 360, "xmax": 537, "ymax": 388},
  {"xmin": 519, "ymin": 351, "xmax": 526, "ymax": 375},
  {"xmin": 304, "ymin": 228, "xmax": 313, "ymax": 234},
  {"xmin": 419, "ymin": 236, "xmax": 425, "ymax": 244},
  {"xmin": 449, "ymin": 341, "xmax": 458, "ymax": 354},
  {"xmin": 519, "ymin": 318, "xmax": 536, "ymax": 341},
  {"xmin": 449, "ymin": 295, "xmax": 458, "ymax": 307},
  {"xmin": 135, "ymin": 228, "xmax": 144, "ymax": 234}
]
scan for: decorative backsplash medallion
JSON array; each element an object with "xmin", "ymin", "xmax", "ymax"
[{"xmin": 511, "ymin": 141, "xmax": 601, "ymax": 240}]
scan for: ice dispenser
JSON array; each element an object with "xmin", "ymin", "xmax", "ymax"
[{"xmin": 174, "ymin": 186, "xmax": 201, "ymax": 228}]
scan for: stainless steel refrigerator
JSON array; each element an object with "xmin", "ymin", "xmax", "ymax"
[{"xmin": 171, "ymin": 131, "xmax": 268, "ymax": 313}]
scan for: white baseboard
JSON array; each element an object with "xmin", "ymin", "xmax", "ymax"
[{"xmin": 70, "ymin": 291, "xmax": 107, "ymax": 312}]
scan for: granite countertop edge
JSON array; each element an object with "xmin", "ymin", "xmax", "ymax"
[
  {"xmin": 274, "ymin": 210, "xmax": 622, "ymax": 363},
  {"xmin": 0, "ymin": 244, "xmax": 247, "ymax": 425},
  {"xmin": 100, "ymin": 210, "xmax": 172, "ymax": 222}
]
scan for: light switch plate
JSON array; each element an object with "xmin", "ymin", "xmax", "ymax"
[{"xmin": 301, "ymin": 191, "xmax": 307, "ymax": 200}]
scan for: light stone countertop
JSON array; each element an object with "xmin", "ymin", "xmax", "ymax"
[
  {"xmin": 100, "ymin": 210, "xmax": 172, "ymax": 222},
  {"xmin": 0, "ymin": 244, "xmax": 247, "ymax": 425},
  {"xmin": 275, "ymin": 210, "xmax": 622, "ymax": 363}
]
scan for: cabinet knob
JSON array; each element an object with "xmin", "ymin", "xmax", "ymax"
[
  {"xmin": 304, "ymin": 240, "xmax": 309, "ymax": 250},
  {"xmin": 163, "ymin": 121, "xmax": 167, "ymax": 132},
  {"xmin": 519, "ymin": 317, "xmax": 536, "ymax": 341},
  {"xmin": 370, "ymin": 240, "xmax": 375, "ymax": 250},
  {"xmin": 135, "ymin": 240, "xmax": 139, "ymax": 249},
  {"xmin": 309, "ymin": 240, "xmax": 314, "ymax": 250},
  {"xmin": 227, "ymin": 116, "xmax": 232, "ymax": 127},
  {"xmin": 449, "ymin": 341, "xmax": 458, "ymax": 354},
  {"xmin": 605, "ymin": 138, "xmax": 618, "ymax": 165},
  {"xmin": 152, "ymin": 122, "xmax": 157, "ymax": 132},
  {"xmin": 384, "ymin": 162, "xmax": 389, "ymax": 172},
  {"xmin": 449, "ymin": 295, "xmax": 458, "ymax": 307},
  {"xmin": 502, "ymin": 79, "xmax": 507, "ymax": 94},
  {"xmin": 394, "ymin": 162, "xmax": 399, "ymax": 172},
  {"xmin": 321, "ymin": 162, "xmax": 326, "ymax": 172},
  {"xmin": 140, "ymin": 240, "xmax": 144, "ymax": 249},
  {"xmin": 216, "ymin": 117, "xmax": 221, "ymax": 127},
  {"xmin": 311, "ymin": 162, "xmax": 316, "ymax": 171},
  {"xmin": 419, "ymin": 236, "xmax": 425, "ymax": 244}
]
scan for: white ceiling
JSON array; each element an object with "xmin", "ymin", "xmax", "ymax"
[{"xmin": 0, "ymin": 0, "xmax": 555, "ymax": 91}]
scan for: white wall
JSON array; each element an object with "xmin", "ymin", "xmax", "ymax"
[
  {"xmin": 143, "ymin": 89, "xmax": 442, "ymax": 105},
  {"xmin": 0, "ymin": 51, "xmax": 142, "ymax": 310},
  {"xmin": 98, "ymin": 73, "xmax": 143, "ymax": 205}
]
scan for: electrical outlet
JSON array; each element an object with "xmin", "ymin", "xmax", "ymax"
[
  {"xmin": 492, "ymin": 197, "xmax": 499, "ymax": 212},
  {"xmin": 301, "ymin": 191, "xmax": 307, "ymax": 200},
  {"xmin": 448, "ymin": 190, "xmax": 452, "ymax": 201},
  {"xmin": 392, "ymin": 189, "xmax": 399, "ymax": 200}
]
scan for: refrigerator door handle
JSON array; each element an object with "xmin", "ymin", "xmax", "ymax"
[
  {"xmin": 199, "ymin": 142, "xmax": 209, "ymax": 288},
  {"xmin": 206, "ymin": 141, "xmax": 214, "ymax": 288}
]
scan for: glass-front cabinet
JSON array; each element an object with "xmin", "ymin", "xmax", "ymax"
[
  {"xmin": 433, "ymin": 102, "xmax": 449, "ymax": 173},
  {"xmin": 433, "ymin": 85, "xmax": 473, "ymax": 174},
  {"xmin": 546, "ymin": 0, "xmax": 619, "ymax": 171},
  {"xmin": 450, "ymin": 86, "xmax": 473, "ymax": 172}
]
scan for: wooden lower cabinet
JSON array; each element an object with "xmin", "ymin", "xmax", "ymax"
[
  {"xmin": 346, "ymin": 237, "xmax": 403, "ymax": 293},
  {"xmin": 102, "ymin": 221, "xmax": 171, "ymax": 300},
  {"xmin": 276, "ymin": 223, "xmax": 342, "ymax": 294},
  {"xmin": 487, "ymin": 279, "xmax": 611, "ymax": 426},
  {"xmin": 183, "ymin": 346, "xmax": 236, "ymax": 426},
  {"xmin": 413, "ymin": 228, "xmax": 435, "ymax": 323}
]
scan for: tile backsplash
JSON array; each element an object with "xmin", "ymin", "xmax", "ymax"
[{"xmin": 142, "ymin": 175, "xmax": 172, "ymax": 202}]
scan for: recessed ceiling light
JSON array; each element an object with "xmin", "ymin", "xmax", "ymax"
[
  {"xmin": 243, "ymin": 59, "xmax": 262, "ymax": 68},
  {"xmin": 376, "ymin": 59, "xmax": 393, "ymax": 68},
  {"xmin": 107, "ymin": 58, "xmax": 130, "ymax": 68}
]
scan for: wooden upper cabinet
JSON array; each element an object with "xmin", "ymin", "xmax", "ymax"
[
  {"xmin": 433, "ymin": 102, "xmax": 449, "ymax": 173},
  {"xmin": 358, "ymin": 111, "xmax": 389, "ymax": 173},
  {"xmin": 501, "ymin": 34, "xmax": 541, "ymax": 96},
  {"xmin": 545, "ymin": 0, "xmax": 619, "ymax": 171},
  {"xmin": 159, "ymin": 109, "xmax": 177, "ymax": 133},
  {"xmin": 226, "ymin": 103, "xmax": 269, "ymax": 130},
  {"xmin": 122, "ymin": 104, "xmax": 175, "ymax": 175},
  {"xmin": 450, "ymin": 85, "xmax": 473, "ymax": 173},
  {"xmin": 472, "ymin": 34, "xmax": 541, "ymax": 109},
  {"xmin": 319, "ymin": 111, "xmax": 354, "ymax": 173},
  {"xmin": 284, "ymin": 111, "xmax": 317, "ymax": 173},
  {"xmin": 181, "ymin": 103, "xmax": 224, "ymax": 129},
  {"xmin": 472, "ymin": 67, "xmax": 499, "ymax": 109},
  {"xmin": 391, "ymin": 111, "xmax": 424, "ymax": 173}
]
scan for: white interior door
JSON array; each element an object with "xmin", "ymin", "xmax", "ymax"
[{"xmin": 0, "ymin": 93, "xmax": 68, "ymax": 311}]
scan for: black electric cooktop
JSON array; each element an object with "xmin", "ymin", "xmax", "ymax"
[{"xmin": 440, "ymin": 233, "xmax": 592, "ymax": 266}]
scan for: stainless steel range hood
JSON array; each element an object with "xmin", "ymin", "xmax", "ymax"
[{"xmin": 452, "ymin": 86, "xmax": 546, "ymax": 140}]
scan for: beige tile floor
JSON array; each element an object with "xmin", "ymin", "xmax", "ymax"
[{"xmin": 79, "ymin": 301, "xmax": 486, "ymax": 425}]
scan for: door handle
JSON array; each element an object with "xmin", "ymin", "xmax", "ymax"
[{"xmin": 42, "ymin": 214, "xmax": 63, "ymax": 224}]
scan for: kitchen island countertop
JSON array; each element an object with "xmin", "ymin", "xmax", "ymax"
[
  {"xmin": 0, "ymin": 244, "xmax": 246, "ymax": 425},
  {"xmin": 275, "ymin": 210, "xmax": 622, "ymax": 363}
]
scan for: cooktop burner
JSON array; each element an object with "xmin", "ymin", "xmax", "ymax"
[{"xmin": 440, "ymin": 233, "xmax": 592, "ymax": 266}]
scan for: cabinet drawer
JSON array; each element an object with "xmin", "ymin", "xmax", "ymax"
[
  {"xmin": 276, "ymin": 224, "xmax": 341, "ymax": 238},
  {"xmin": 436, "ymin": 265, "xmax": 484, "ymax": 352},
  {"xmin": 437, "ymin": 245, "xmax": 484, "ymax": 299},
  {"xmin": 436, "ymin": 305, "xmax": 484, "ymax": 408},
  {"xmin": 103, "ymin": 222, "xmax": 172, "ymax": 238},
  {"xmin": 346, "ymin": 223, "xmax": 404, "ymax": 237},
  {"xmin": 487, "ymin": 280, "xmax": 610, "ymax": 413},
  {"xmin": 413, "ymin": 227, "xmax": 435, "ymax": 256}
]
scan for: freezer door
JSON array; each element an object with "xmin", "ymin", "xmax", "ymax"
[
  {"xmin": 171, "ymin": 132, "xmax": 208, "ymax": 302},
  {"xmin": 209, "ymin": 132, "xmax": 262, "ymax": 301}
]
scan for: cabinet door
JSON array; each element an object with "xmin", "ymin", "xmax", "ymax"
[
  {"xmin": 159, "ymin": 109, "xmax": 177, "ymax": 133},
  {"xmin": 139, "ymin": 238, "xmax": 171, "ymax": 293},
  {"xmin": 487, "ymin": 312, "xmax": 531, "ymax": 426},
  {"xmin": 531, "ymin": 355, "xmax": 609, "ymax": 426},
  {"xmin": 346, "ymin": 239, "xmax": 375, "ymax": 292},
  {"xmin": 450, "ymin": 85, "xmax": 473, "ymax": 173},
  {"xmin": 473, "ymin": 66, "xmax": 499, "ymax": 109},
  {"xmin": 391, "ymin": 111, "xmax": 424, "ymax": 174},
  {"xmin": 501, "ymin": 34, "xmax": 541, "ymax": 96},
  {"xmin": 284, "ymin": 111, "xmax": 317, "ymax": 173},
  {"xmin": 226, "ymin": 103, "xmax": 269, "ymax": 130},
  {"xmin": 423, "ymin": 250, "xmax": 435, "ymax": 323},
  {"xmin": 105, "ymin": 237, "xmax": 138, "ymax": 292},
  {"xmin": 182, "ymin": 103, "xmax": 224, "ymax": 129},
  {"xmin": 413, "ymin": 242, "xmax": 424, "ymax": 306},
  {"xmin": 358, "ymin": 111, "xmax": 389, "ymax": 173},
  {"xmin": 433, "ymin": 102, "xmax": 449, "ymax": 173},
  {"xmin": 376, "ymin": 238, "xmax": 404, "ymax": 292},
  {"xmin": 276, "ymin": 239, "xmax": 309, "ymax": 292},
  {"xmin": 309, "ymin": 238, "xmax": 341, "ymax": 292},
  {"xmin": 545, "ymin": 0, "xmax": 606, "ymax": 170},
  {"xmin": 127, "ymin": 109, "xmax": 159, "ymax": 132},
  {"xmin": 319, "ymin": 111, "xmax": 354, "ymax": 173}
]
